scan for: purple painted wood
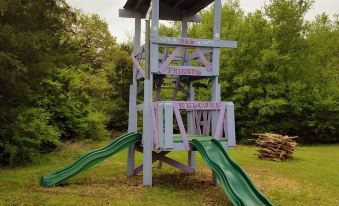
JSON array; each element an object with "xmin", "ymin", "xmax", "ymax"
[
  {"xmin": 173, "ymin": 103, "xmax": 190, "ymax": 150},
  {"xmin": 133, "ymin": 146, "xmax": 193, "ymax": 174},
  {"xmin": 224, "ymin": 110, "xmax": 227, "ymax": 138},
  {"xmin": 159, "ymin": 47, "xmax": 182, "ymax": 72},
  {"xmin": 195, "ymin": 48, "xmax": 212, "ymax": 71},
  {"xmin": 154, "ymin": 152, "xmax": 194, "ymax": 173},
  {"xmin": 133, "ymin": 152, "xmax": 171, "ymax": 176},
  {"xmin": 214, "ymin": 103, "xmax": 226, "ymax": 139},
  {"xmin": 131, "ymin": 54, "xmax": 145, "ymax": 77},
  {"xmin": 202, "ymin": 111, "xmax": 209, "ymax": 135},
  {"xmin": 194, "ymin": 111, "xmax": 202, "ymax": 135},
  {"xmin": 206, "ymin": 111, "xmax": 212, "ymax": 135}
]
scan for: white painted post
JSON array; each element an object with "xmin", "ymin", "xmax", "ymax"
[
  {"xmin": 164, "ymin": 103, "xmax": 174, "ymax": 149},
  {"xmin": 127, "ymin": 14, "xmax": 141, "ymax": 177},
  {"xmin": 226, "ymin": 102, "xmax": 236, "ymax": 147}
]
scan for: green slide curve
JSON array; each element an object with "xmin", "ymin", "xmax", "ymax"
[
  {"xmin": 41, "ymin": 132, "xmax": 141, "ymax": 187},
  {"xmin": 191, "ymin": 139, "xmax": 274, "ymax": 206}
]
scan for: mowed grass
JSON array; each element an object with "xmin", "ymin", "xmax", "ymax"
[{"xmin": 0, "ymin": 134, "xmax": 338, "ymax": 206}]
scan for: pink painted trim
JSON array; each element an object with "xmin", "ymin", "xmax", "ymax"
[
  {"xmin": 224, "ymin": 110, "xmax": 227, "ymax": 138},
  {"xmin": 131, "ymin": 54, "xmax": 145, "ymax": 77},
  {"xmin": 195, "ymin": 48, "xmax": 212, "ymax": 71},
  {"xmin": 159, "ymin": 47, "xmax": 181, "ymax": 72},
  {"xmin": 173, "ymin": 103, "xmax": 190, "ymax": 150},
  {"xmin": 206, "ymin": 111, "xmax": 211, "ymax": 135},
  {"xmin": 195, "ymin": 111, "xmax": 202, "ymax": 135},
  {"xmin": 214, "ymin": 103, "xmax": 226, "ymax": 139},
  {"xmin": 202, "ymin": 111, "xmax": 209, "ymax": 136}
]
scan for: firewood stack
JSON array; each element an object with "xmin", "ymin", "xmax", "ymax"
[{"xmin": 253, "ymin": 133, "xmax": 298, "ymax": 161}]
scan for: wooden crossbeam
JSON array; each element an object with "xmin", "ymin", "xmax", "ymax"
[{"xmin": 133, "ymin": 146, "xmax": 194, "ymax": 175}]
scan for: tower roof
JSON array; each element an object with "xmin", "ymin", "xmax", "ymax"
[{"xmin": 122, "ymin": 0, "xmax": 213, "ymax": 19}]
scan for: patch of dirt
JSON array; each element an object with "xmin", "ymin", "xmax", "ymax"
[{"xmin": 29, "ymin": 169, "xmax": 231, "ymax": 206}]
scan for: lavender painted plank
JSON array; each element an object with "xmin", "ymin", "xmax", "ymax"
[
  {"xmin": 173, "ymin": 103, "xmax": 190, "ymax": 150},
  {"xmin": 195, "ymin": 48, "xmax": 212, "ymax": 71},
  {"xmin": 214, "ymin": 103, "xmax": 226, "ymax": 139},
  {"xmin": 152, "ymin": 36, "xmax": 237, "ymax": 48},
  {"xmin": 134, "ymin": 146, "xmax": 193, "ymax": 173},
  {"xmin": 131, "ymin": 54, "xmax": 145, "ymax": 77},
  {"xmin": 159, "ymin": 47, "xmax": 182, "ymax": 72}
]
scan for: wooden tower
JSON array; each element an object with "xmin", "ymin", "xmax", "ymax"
[{"xmin": 119, "ymin": 0, "xmax": 237, "ymax": 186}]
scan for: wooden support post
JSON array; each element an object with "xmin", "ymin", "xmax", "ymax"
[
  {"xmin": 226, "ymin": 102, "xmax": 236, "ymax": 147},
  {"xmin": 143, "ymin": 2, "xmax": 156, "ymax": 186},
  {"xmin": 188, "ymin": 84, "xmax": 195, "ymax": 134},
  {"xmin": 143, "ymin": 79, "xmax": 153, "ymax": 186},
  {"xmin": 150, "ymin": 0, "xmax": 159, "ymax": 73},
  {"xmin": 212, "ymin": 0, "xmax": 221, "ymax": 76},
  {"xmin": 127, "ymin": 85, "xmax": 137, "ymax": 176},
  {"xmin": 127, "ymin": 14, "xmax": 141, "ymax": 177},
  {"xmin": 212, "ymin": 0, "xmax": 222, "ymax": 185},
  {"xmin": 188, "ymin": 83, "xmax": 196, "ymax": 171}
]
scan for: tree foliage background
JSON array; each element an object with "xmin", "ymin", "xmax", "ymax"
[
  {"xmin": 189, "ymin": 0, "xmax": 338, "ymax": 144},
  {"xmin": 0, "ymin": 0, "xmax": 337, "ymax": 165},
  {"xmin": 0, "ymin": 0, "xmax": 132, "ymax": 165}
]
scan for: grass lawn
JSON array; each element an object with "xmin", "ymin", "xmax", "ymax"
[{"xmin": 0, "ymin": 134, "xmax": 338, "ymax": 206}]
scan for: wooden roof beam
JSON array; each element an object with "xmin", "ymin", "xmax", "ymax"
[
  {"xmin": 173, "ymin": 0, "xmax": 184, "ymax": 8},
  {"xmin": 134, "ymin": 0, "xmax": 143, "ymax": 10}
]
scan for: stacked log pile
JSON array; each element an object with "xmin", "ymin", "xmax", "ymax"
[{"xmin": 253, "ymin": 133, "xmax": 297, "ymax": 161}]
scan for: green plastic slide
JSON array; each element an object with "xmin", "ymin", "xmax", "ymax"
[
  {"xmin": 41, "ymin": 133, "xmax": 141, "ymax": 187},
  {"xmin": 191, "ymin": 139, "xmax": 274, "ymax": 206}
]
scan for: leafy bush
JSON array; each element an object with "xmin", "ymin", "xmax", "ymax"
[
  {"xmin": 83, "ymin": 110, "xmax": 110, "ymax": 140},
  {"xmin": 0, "ymin": 108, "xmax": 61, "ymax": 165}
]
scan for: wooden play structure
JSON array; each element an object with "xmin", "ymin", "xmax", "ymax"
[
  {"xmin": 120, "ymin": 0, "xmax": 236, "ymax": 186},
  {"xmin": 41, "ymin": 1, "xmax": 274, "ymax": 205}
]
